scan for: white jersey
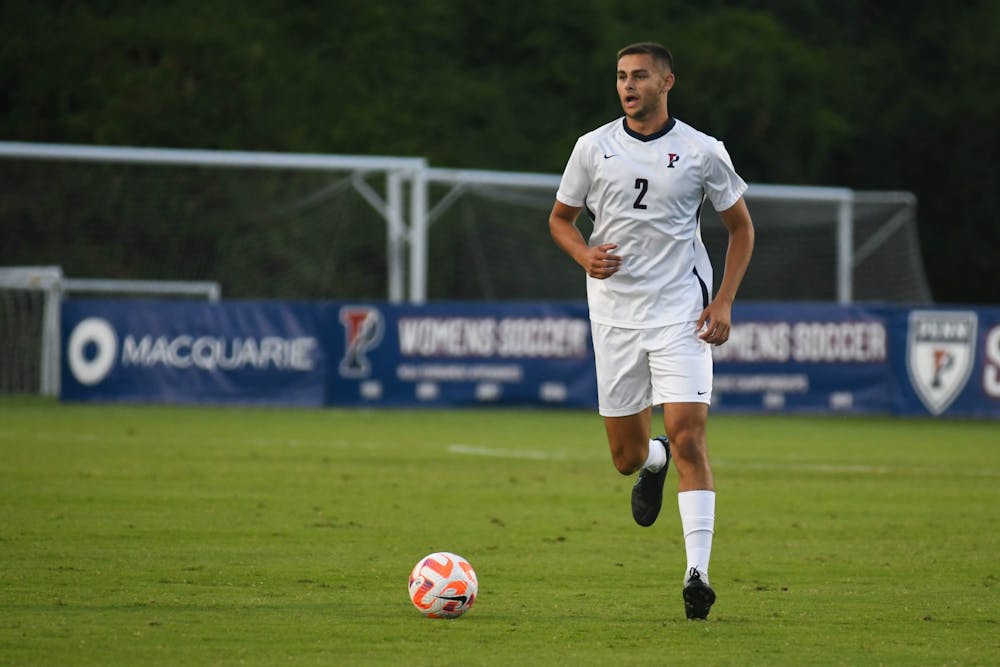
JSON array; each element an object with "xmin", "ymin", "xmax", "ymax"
[{"xmin": 556, "ymin": 117, "xmax": 747, "ymax": 328}]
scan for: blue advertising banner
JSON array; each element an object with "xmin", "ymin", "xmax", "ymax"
[
  {"xmin": 321, "ymin": 301, "xmax": 597, "ymax": 408},
  {"xmin": 716, "ymin": 303, "xmax": 1000, "ymax": 417},
  {"xmin": 887, "ymin": 307, "xmax": 1000, "ymax": 418},
  {"xmin": 61, "ymin": 300, "xmax": 326, "ymax": 405},
  {"xmin": 713, "ymin": 303, "xmax": 893, "ymax": 414},
  {"xmin": 60, "ymin": 299, "xmax": 1000, "ymax": 417}
]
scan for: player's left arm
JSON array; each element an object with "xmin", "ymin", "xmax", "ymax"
[{"xmin": 697, "ymin": 196, "xmax": 755, "ymax": 345}]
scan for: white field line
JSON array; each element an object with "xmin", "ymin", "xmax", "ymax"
[
  {"xmin": 447, "ymin": 444, "xmax": 568, "ymax": 461},
  {"xmin": 2, "ymin": 430, "xmax": 996, "ymax": 478},
  {"xmin": 446, "ymin": 444, "xmax": 1000, "ymax": 478}
]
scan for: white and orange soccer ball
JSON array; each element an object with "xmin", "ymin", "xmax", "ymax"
[{"xmin": 408, "ymin": 552, "xmax": 478, "ymax": 619}]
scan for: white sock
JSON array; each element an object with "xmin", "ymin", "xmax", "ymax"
[
  {"xmin": 678, "ymin": 490, "xmax": 715, "ymax": 583},
  {"xmin": 642, "ymin": 438, "xmax": 667, "ymax": 472}
]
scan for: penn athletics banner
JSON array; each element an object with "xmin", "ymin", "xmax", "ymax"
[
  {"xmin": 711, "ymin": 303, "xmax": 894, "ymax": 413},
  {"xmin": 61, "ymin": 300, "xmax": 326, "ymax": 405},
  {"xmin": 894, "ymin": 308, "xmax": 999, "ymax": 417},
  {"xmin": 322, "ymin": 301, "xmax": 597, "ymax": 408},
  {"xmin": 715, "ymin": 303, "xmax": 1000, "ymax": 417},
  {"xmin": 61, "ymin": 299, "xmax": 1000, "ymax": 416},
  {"xmin": 323, "ymin": 301, "xmax": 999, "ymax": 415}
]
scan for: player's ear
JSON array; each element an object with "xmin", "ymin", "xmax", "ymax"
[{"xmin": 661, "ymin": 72, "xmax": 675, "ymax": 94}]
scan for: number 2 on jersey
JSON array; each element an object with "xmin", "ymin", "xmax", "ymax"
[{"xmin": 633, "ymin": 178, "xmax": 648, "ymax": 209}]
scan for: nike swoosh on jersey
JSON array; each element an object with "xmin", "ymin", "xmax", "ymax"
[{"xmin": 603, "ymin": 153, "xmax": 617, "ymax": 159}]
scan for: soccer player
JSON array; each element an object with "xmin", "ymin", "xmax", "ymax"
[{"xmin": 548, "ymin": 41, "xmax": 754, "ymax": 620}]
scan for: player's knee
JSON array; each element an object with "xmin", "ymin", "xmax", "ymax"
[
  {"xmin": 669, "ymin": 428, "xmax": 707, "ymax": 465},
  {"xmin": 611, "ymin": 449, "xmax": 643, "ymax": 475}
]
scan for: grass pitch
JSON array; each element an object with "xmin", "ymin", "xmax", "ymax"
[{"xmin": 1, "ymin": 396, "xmax": 998, "ymax": 665}]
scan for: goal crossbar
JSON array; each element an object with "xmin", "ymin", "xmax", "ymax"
[{"xmin": 0, "ymin": 141, "xmax": 425, "ymax": 173}]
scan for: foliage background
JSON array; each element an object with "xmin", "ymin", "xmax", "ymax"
[{"xmin": 2, "ymin": 1, "xmax": 997, "ymax": 303}]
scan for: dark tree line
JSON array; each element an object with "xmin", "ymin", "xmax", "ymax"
[{"xmin": 2, "ymin": 1, "xmax": 997, "ymax": 303}]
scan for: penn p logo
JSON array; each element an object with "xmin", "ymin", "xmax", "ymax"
[
  {"xmin": 667, "ymin": 153, "xmax": 680, "ymax": 168},
  {"xmin": 906, "ymin": 311, "xmax": 977, "ymax": 415},
  {"xmin": 339, "ymin": 306, "xmax": 384, "ymax": 378}
]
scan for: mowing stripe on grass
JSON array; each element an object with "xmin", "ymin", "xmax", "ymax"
[{"xmin": 446, "ymin": 443, "xmax": 1000, "ymax": 477}]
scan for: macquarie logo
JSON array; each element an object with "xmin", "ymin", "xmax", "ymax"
[
  {"xmin": 121, "ymin": 334, "xmax": 317, "ymax": 372},
  {"xmin": 67, "ymin": 318, "xmax": 119, "ymax": 385},
  {"xmin": 66, "ymin": 318, "xmax": 318, "ymax": 386}
]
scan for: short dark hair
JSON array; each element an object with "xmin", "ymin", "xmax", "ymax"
[{"xmin": 617, "ymin": 42, "xmax": 674, "ymax": 72}]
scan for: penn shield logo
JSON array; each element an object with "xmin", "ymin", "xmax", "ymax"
[
  {"xmin": 906, "ymin": 310, "xmax": 978, "ymax": 415},
  {"xmin": 67, "ymin": 318, "xmax": 118, "ymax": 385},
  {"xmin": 338, "ymin": 306, "xmax": 384, "ymax": 378}
]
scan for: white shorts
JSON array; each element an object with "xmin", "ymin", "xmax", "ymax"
[{"xmin": 591, "ymin": 321, "xmax": 713, "ymax": 417}]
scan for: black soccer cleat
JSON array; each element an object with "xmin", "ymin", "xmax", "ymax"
[
  {"xmin": 630, "ymin": 435, "xmax": 670, "ymax": 527},
  {"xmin": 683, "ymin": 567, "xmax": 716, "ymax": 620}
]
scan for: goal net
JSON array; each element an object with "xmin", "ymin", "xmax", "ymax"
[
  {"xmin": 0, "ymin": 279, "xmax": 48, "ymax": 394},
  {"xmin": 423, "ymin": 173, "xmax": 931, "ymax": 304}
]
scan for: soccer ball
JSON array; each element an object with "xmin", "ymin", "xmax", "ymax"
[{"xmin": 408, "ymin": 552, "xmax": 478, "ymax": 619}]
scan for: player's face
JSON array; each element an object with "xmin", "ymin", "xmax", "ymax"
[{"xmin": 616, "ymin": 54, "xmax": 674, "ymax": 120}]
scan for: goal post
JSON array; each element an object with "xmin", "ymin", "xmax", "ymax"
[{"xmin": 0, "ymin": 266, "xmax": 62, "ymax": 397}]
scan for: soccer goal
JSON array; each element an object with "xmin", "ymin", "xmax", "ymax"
[
  {"xmin": 0, "ymin": 141, "xmax": 428, "ymax": 304},
  {"xmin": 0, "ymin": 140, "xmax": 929, "ymax": 307},
  {"xmin": 0, "ymin": 266, "xmax": 221, "ymax": 396},
  {"xmin": 417, "ymin": 169, "xmax": 931, "ymax": 304}
]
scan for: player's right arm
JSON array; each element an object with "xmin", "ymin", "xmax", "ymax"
[{"xmin": 548, "ymin": 200, "xmax": 621, "ymax": 279}]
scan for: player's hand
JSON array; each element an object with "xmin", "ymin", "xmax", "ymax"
[
  {"xmin": 696, "ymin": 299, "xmax": 733, "ymax": 345},
  {"xmin": 581, "ymin": 243, "xmax": 622, "ymax": 279}
]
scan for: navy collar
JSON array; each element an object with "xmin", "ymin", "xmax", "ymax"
[{"xmin": 622, "ymin": 116, "xmax": 676, "ymax": 142}]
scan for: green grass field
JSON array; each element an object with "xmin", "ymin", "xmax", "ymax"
[{"xmin": 1, "ymin": 396, "xmax": 997, "ymax": 666}]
